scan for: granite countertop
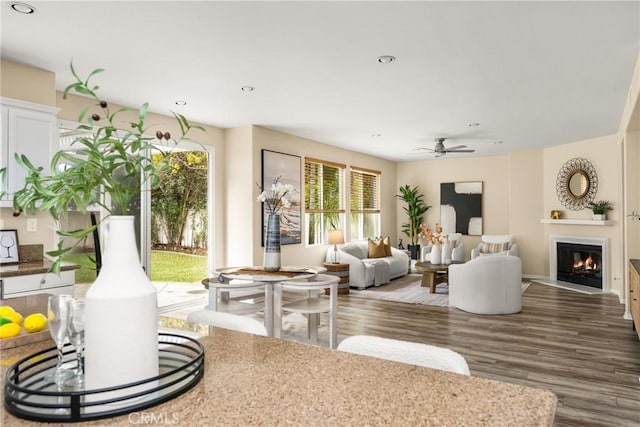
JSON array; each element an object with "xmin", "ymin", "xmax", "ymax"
[
  {"xmin": 1, "ymin": 327, "xmax": 557, "ymax": 426},
  {"xmin": 631, "ymin": 259, "xmax": 640, "ymax": 273},
  {"xmin": 0, "ymin": 261, "xmax": 80, "ymax": 278}
]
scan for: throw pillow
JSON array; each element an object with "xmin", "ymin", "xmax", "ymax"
[
  {"xmin": 341, "ymin": 243, "xmax": 366, "ymax": 260},
  {"xmin": 368, "ymin": 238, "xmax": 387, "ymax": 258},
  {"xmin": 479, "ymin": 241, "xmax": 510, "ymax": 254},
  {"xmin": 382, "ymin": 236, "xmax": 392, "ymax": 256},
  {"xmin": 479, "ymin": 250, "xmax": 510, "ymax": 257}
]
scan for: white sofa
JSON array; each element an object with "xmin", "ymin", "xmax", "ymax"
[
  {"xmin": 448, "ymin": 255, "xmax": 522, "ymax": 315},
  {"xmin": 325, "ymin": 240, "xmax": 409, "ymax": 289},
  {"xmin": 470, "ymin": 234, "xmax": 518, "ymax": 259},
  {"xmin": 420, "ymin": 233, "xmax": 465, "ymax": 263}
]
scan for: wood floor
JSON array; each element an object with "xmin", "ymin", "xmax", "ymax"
[{"xmin": 335, "ymin": 282, "xmax": 640, "ymax": 427}]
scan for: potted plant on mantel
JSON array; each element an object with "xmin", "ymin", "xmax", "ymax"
[
  {"xmin": 396, "ymin": 185, "xmax": 431, "ymax": 260},
  {"xmin": 12, "ymin": 63, "xmax": 204, "ymax": 394},
  {"xmin": 587, "ymin": 200, "xmax": 613, "ymax": 221}
]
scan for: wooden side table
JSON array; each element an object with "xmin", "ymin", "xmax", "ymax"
[{"xmin": 323, "ymin": 262, "xmax": 350, "ymax": 295}]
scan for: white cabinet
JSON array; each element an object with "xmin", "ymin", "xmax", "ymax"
[
  {"xmin": 0, "ymin": 270, "xmax": 75, "ymax": 299},
  {"xmin": 1, "ymin": 97, "xmax": 59, "ymax": 207}
]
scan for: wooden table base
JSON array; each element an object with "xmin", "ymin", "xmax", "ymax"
[{"xmin": 420, "ymin": 271, "xmax": 448, "ymax": 293}]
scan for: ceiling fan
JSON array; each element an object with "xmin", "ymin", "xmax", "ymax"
[{"xmin": 416, "ymin": 138, "xmax": 475, "ymax": 158}]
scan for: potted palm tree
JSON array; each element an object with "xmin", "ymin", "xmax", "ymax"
[
  {"xmin": 396, "ymin": 185, "xmax": 430, "ymax": 260},
  {"xmin": 587, "ymin": 200, "xmax": 613, "ymax": 220}
]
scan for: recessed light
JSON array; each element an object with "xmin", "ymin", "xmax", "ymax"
[
  {"xmin": 372, "ymin": 133, "xmax": 381, "ymax": 138},
  {"xmin": 175, "ymin": 101, "xmax": 187, "ymax": 106},
  {"xmin": 10, "ymin": 2, "xmax": 36, "ymax": 14},
  {"xmin": 468, "ymin": 122, "xmax": 480, "ymax": 127},
  {"xmin": 377, "ymin": 55, "xmax": 396, "ymax": 64},
  {"xmin": 494, "ymin": 140, "xmax": 504, "ymax": 144},
  {"xmin": 241, "ymin": 86, "xmax": 255, "ymax": 92}
]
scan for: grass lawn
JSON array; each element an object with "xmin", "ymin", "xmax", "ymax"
[{"xmin": 64, "ymin": 251, "xmax": 207, "ymax": 284}]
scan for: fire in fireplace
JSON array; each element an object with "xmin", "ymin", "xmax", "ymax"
[{"xmin": 556, "ymin": 242, "xmax": 602, "ymax": 288}]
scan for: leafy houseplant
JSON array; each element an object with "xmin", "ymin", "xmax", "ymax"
[
  {"xmin": 12, "ymin": 63, "xmax": 203, "ymax": 272},
  {"xmin": 396, "ymin": 185, "xmax": 430, "ymax": 260},
  {"xmin": 12, "ymin": 63, "xmax": 205, "ymax": 393},
  {"xmin": 587, "ymin": 200, "xmax": 613, "ymax": 220}
]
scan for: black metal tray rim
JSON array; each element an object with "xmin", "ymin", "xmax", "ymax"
[{"xmin": 4, "ymin": 332, "xmax": 205, "ymax": 422}]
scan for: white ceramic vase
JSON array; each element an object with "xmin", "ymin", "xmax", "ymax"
[
  {"xmin": 84, "ymin": 216, "xmax": 159, "ymax": 393},
  {"xmin": 442, "ymin": 238, "xmax": 452, "ymax": 265},
  {"xmin": 430, "ymin": 242, "xmax": 442, "ymax": 265},
  {"xmin": 264, "ymin": 214, "xmax": 281, "ymax": 271}
]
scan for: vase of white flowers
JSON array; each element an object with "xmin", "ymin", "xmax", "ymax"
[
  {"xmin": 264, "ymin": 214, "xmax": 281, "ymax": 271},
  {"xmin": 257, "ymin": 176, "xmax": 296, "ymax": 271}
]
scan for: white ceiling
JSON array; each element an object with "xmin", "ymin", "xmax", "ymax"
[{"xmin": 1, "ymin": 1, "xmax": 639, "ymax": 161}]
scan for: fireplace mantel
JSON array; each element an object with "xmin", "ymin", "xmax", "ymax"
[{"xmin": 540, "ymin": 219, "xmax": 614, "ymax": 226}]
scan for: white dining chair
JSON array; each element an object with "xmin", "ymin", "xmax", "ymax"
[
  {"xmin": 186, "ymin": 309, "xmax": 267, "ymax": 336},
  {"xmin": 337, "ymin": 335, "xmax": 471, "ymax": 375},
  {"xmin": 273, "ymin": 273, "xmax": 340, "ymax": 348}
]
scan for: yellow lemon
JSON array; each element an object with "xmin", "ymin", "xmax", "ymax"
[
  {"xmin": 23, "ymin": 313, "xmax": 47, "ymax": 333},
  {"xmin": 0, "ymin": 306, "xmax": 16, "ymax": 318},
  {"xmin": 5, "ymin": 312, "xmax": 22, "ymax": 325},
  {"xmin": 0, "ymin": 323, "xmax": 21, "ymax": 339}
]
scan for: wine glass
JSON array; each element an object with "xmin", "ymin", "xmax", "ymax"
[
  {"xmin": 45, "ymin": 295, "xmax": 74, "ymax": 385},
  {"xmin": 0, "ymin": 234, "xmax": 15, "ymax": 258},
  {"xmin": 64, "ymin": 299, "xmax": 85, "ymax": 389}
]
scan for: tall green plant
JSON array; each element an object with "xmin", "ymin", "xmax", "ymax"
[
  {"xmin": 12, "ymin": 62, "xmax": 204, "ymax": 272},
  {"xmin": 396, "ymin": 185, "xmax": 430, "ymax": 245}
]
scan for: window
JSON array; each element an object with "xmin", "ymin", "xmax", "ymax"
[
  {"xmin": 304, "ymin": 157, "xmax": 345, "ymax": 245},
  {"xmin": 350, "ymin": 166, "xmax": 380, "ymax": 240}
]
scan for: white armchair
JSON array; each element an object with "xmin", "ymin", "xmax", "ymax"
[
  {"xmin": 420, "ymin": 233, "xmax": 465, "ymax": 263},
  {"xmin": 448, "ymin": 256, "xmax": 522, "ymax": 315},
  {"xmin": 471, "ymin": 234, "xmax": 518, "ymax": 259}
]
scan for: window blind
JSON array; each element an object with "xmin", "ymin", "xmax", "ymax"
[
  {"xmin": 350, "ymin": 167, "xmax": 380, "ymax": 213},
  {"xmin": 304, "ymin": 157, "xmax": 345, "ymax": 212}
]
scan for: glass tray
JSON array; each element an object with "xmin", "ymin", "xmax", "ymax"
[{"xmin": 4, "ymin": 332, "xmax": 204, "ymax": 422}]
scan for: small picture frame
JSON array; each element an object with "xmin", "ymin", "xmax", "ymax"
[{"xmin": 0, "ymin": 229, "xmax": 20, "ymax": 264}]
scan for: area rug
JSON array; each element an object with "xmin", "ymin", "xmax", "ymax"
[{"xmin": 350, "ymin": 274, "xmax": 531, "ymax": 307}]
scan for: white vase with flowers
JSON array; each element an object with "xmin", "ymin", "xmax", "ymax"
[{"xmin": 257, "ymin": 177, "xmax": 297, "ymax": 271}]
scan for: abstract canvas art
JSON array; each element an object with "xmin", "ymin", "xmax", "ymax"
[{"xmin": 440, "ymin": 182, "xmax": 483, "ymax": 236}]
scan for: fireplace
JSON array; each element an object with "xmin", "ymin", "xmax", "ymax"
[
  {"xmin": 556, "ymin": 242, "xmax": 602, "ymax": 288},
  {"xmin": 550, "ymin": 235, "xmax": 608, "ymax": 291}
]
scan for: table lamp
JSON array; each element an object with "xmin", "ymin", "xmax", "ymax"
[{"xmin": 328, "ymin": 229, "xmax": 345, "ymax": 264}]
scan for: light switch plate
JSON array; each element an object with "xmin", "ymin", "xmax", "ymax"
[{"xmin": 27, "ymin": 218, "xmax": 37, "ymax": 232}]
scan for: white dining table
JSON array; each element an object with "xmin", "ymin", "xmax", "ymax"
[
  {"xmin": 273, "ymin": 273, "xmax": 339, "ymax": 348},
  {"xmin": 205, "ymin": 266, "xmax": 324, "ymax": 336}
]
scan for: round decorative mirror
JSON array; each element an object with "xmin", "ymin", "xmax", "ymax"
[
  {"xmin": 556, "ymin": 158, "xmax": 598, "ymax": 210},
  {"xmin": 567, "ymin": 170, "xmax": 589, "ymax": 199}
]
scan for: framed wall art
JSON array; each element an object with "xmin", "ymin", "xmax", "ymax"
[
  {"xmin": 261, "ymin": 149, "xmax": 302, "ymax": 245},
  {"xmin": 440, "ymin": 182, "xmax": 483, "ymax": 236},
  {"xmin": 0, "ymin": 229, "xmax": 20, "ymax": 264}
]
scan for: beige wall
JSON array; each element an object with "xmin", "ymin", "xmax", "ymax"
[
  {"xmin": 0, "ymin": 60, "xmax": 56, "ymax": 106},
  {"xmin": 397, "ymin": 155, "xmax": 513, "ymax": 263},
  {"xmin": 242, "ymin": 126, "xmax": 398, "ymax": 267},
  {"xmin": 542, "ymin": 135, "xmax": 624, "ymax": 294},
  {"xmin": 396, "ymin": 135, "xmax": 624, "ymax": 296},
  {"xmin": 224, "ymin": 126, "xmax": 255, "ymax": 267}
]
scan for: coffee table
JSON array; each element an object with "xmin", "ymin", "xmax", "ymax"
[{"xmin": 414, "ymin": 261, "xmax": 464, "ymax": 293}]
